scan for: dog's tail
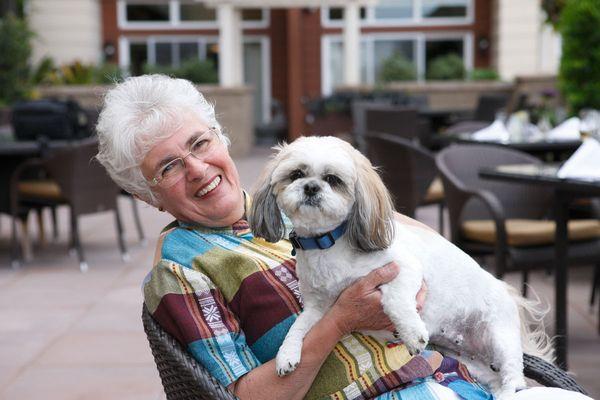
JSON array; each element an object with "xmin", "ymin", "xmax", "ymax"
[{"xmin": 506, "ymin": 283, "xmax": 555, "ymax": 363}]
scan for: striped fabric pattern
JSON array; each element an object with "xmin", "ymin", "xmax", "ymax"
[{"xmin": 142, "ymin": 196, "xmax": 492, "ymax": 399}]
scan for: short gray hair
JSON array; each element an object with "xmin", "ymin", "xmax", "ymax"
[{"xmin": 95, "ymin": 74, "xmax": 229, "ymax": 205}]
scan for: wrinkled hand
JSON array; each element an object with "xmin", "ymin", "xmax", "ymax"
[{"xmin": 328, "ymin": 262, "xmax": 427, "ymax": 336}]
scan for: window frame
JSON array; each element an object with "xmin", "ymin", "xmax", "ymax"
[
  {"xmin": 118, "ymin": 0, "xmax": 270, "ymax": 30},
  {"xmin": 321, "ymin": 0, "xmax": 474, "ymax": 28}
]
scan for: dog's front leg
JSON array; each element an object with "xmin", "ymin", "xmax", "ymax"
[
  {"xmin": 276, "ymin": 306, "xmax": 324, "ymax": 376},
  {"xmin": 379, "ymin": 258, "xmax": 429, "ymax": 356}
]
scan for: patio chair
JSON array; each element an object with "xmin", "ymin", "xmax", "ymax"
[
  {"xmin": 436, "ymin": 144, "xmax": 600, "ymax": 295},
  {"xmin": 366, "ymin": 132, "xmax": 445, "ymax": 233},
  {"xmin": 10, "ymin": 137, "xmax": 127, "ymax": 271},
  {"xmin": 141, "ymin": 304, "xmax": 589, "ymax": 399},
  {"xmin": 444, "ymin": 93, "xmax": 511, "ymax": 135}
]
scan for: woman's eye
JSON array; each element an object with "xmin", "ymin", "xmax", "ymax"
[
  {"xmin": 192, "ymin": 139, "xmax": 208, "ymax": 152},
  {"xmin": 324, "ymin": 174, "xmax": 342, "ymax": 186},
  {"xmin": 289, "ymin": 170, "xmax": 304, "ymax": 181},
  {"xmin": 161, "ymin": 161, "xmax": 179, "ymax": 177}
]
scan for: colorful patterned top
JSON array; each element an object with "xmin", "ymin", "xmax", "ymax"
[{"xmin": 142, "ymin": 195, "xmax": 492, "ymax": 400}]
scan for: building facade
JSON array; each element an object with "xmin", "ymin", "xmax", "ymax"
[{"xmin": 27, "ymin": 0, "xmax": 561, "ymax": 137}]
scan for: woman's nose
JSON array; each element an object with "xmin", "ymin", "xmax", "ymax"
[{"xmin": 184, "ymin": 155, "xmax": 208, "ymax": 181}]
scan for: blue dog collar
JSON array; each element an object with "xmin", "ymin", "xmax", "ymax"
[{"xmin": 289, "ymin": 221, "xmax": 348, "ymax": 256}]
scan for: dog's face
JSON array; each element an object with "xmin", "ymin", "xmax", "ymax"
[
  {"xmin": 268, "ymin": 136, "xmax": 357, "ymax": 233},
  {"xmin": 249, "ymin": 136, "xmax": 395, "ymax": 252}
]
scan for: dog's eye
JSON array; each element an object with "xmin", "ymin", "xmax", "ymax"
[
  {"xmin": 289, "ymin": 170, "xmax": 304, "ymax": 181},
  {"xmin": 324, "ymin": 174, "xmax": 342, "ymax": 186}
]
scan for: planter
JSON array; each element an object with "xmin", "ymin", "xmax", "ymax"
[{"xmin": 37, "ymin": 84, "xmax": 255, "ymax": 157}]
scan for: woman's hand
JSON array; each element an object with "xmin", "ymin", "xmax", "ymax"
[{"xmin": 327, "ymin": 262, "xmax": 427, "ymax": 336}]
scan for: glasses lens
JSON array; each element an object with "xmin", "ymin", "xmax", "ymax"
[
  {"xmin": 190, "ymin": 131, "xmax": 214, "ymax": 158},
  {"xmin": 159, "ymin": 159, "xmax": 185, "ymax": 187}
]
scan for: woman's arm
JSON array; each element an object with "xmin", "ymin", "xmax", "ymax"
[{"xmin": 230, "ymin": 263, "xmax": 401, "ymax": 400}]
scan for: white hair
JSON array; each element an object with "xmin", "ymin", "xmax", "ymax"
[{"xmin": 95, "ymin": 74, "xmax": 229, "ymax": 205}]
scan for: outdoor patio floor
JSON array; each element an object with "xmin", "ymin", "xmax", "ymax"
[{"xmin": 0, "ymin": 145, "xmax": 598, "ymax": 400}]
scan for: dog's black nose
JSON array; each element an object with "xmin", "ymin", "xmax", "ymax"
[{"xmin": 304, "ymin": 182, "xmax": 321, "ymax": 197}]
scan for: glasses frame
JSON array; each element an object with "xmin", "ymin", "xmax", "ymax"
[{"xmin": 147, "ymin": 126, "xmax": 219, "ymax": 188}]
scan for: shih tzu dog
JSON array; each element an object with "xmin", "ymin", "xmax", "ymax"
[{"xmin": 249, "ymin": 136, "xmax": 552, "ymax": 400}]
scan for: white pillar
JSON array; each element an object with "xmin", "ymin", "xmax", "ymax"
[
  {"xmin": 494, "ymin": 0, "xmax": 540, "ymax": 80},
  {"xmin": 343, "ymin": 2, "xmax": 361, "ymax": 86},
  {"xmin": 218, "ymin": 3, "xmax": 243, "ymax": 87}
]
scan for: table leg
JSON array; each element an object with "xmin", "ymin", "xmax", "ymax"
[{"xmin": 554, "ymin": 191, "xmax": 569, "ymax": 370}]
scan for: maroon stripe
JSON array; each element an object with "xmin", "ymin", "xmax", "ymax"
[{"xmin": 229, "ymin": 270, "xmax": 300, "ymax": 345}]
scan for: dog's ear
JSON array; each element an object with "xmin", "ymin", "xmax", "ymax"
[
  {"xmin": 248, "ymin": 153, "xmax": 286, "ymax": 243},
  {"xmin": 347, "ymin": 149, "xmax": 395, "ymax": 252}
]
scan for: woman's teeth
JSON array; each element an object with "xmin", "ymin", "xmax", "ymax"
[{"xmin": 196, "ymin": 176, "xmax": 221, "ymax": 197}]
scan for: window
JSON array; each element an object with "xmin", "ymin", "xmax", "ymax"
[
  {"xmin": 120, "ymin": 1, "xmax": 268, "ymax": 28},
  {"xmin": 126, "ymin": 4, "xmax": 170, "ymax": 22},
  {"xmin": 322, "ymin": 34, "xmax": 470, "ymax": 94},
  {"xmin": 322, "ymin": 0, "xmax": 472, "ymax": 26},
  {"xmin": 179, "ymin": 2, "xmax": 215, "ymax": 21},
  {"xmin": 374, "ymin": 39, "xmax": 415, "ymax": 80},
  {"xmin": 422, "ymin": 0, "xmax": 468, "ymax": 18},
  {"xmin": 374, "ymin": 0, "xmax": 413, "ymax": 20}
]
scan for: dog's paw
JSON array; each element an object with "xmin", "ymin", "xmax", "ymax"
[
  {"xmin": 399, "ymin": 323, "xmax": 429, "ymax": 356},
  {"xmin": 276, "ymin": 343, "xmax": 302, "ymax": 377}
]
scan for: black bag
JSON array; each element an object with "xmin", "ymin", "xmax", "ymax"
[{"xmin": 11, "ymin": 99, "xmax": 91, "ymax": 141}]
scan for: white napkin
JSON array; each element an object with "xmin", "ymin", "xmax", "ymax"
[
  {"xmin": 471, "ymin": 120, "xmax": 510, "ymax": 142},
  {"xmin": 557, "ymin": 138, "xmax": 600, "ymax": 181},
  {"xmin": 546, "ymin": 117, "xmax": 581, "ymax": 141}
]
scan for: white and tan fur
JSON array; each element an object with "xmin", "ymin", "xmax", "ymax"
[{"xmin": 249, "ymin": 136, "xmax": 552, "ymax": 400}]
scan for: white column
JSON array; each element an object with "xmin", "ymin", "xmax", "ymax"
[
  {"xmin": 494, "ymin": 0, "xmax": 540, "ymax": 80},
  {"xmin": 217, "ymin": 3, "xmax": 243, "ymax": 87},
  {"xmin": 343, "ymin": 2, "xmax": 361, "ymax": 86}
]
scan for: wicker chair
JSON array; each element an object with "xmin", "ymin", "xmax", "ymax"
[
  {"xmin": 436, "ymin": 144, "xmax": 600, "ymax": 295},
  {"xmin": 366, "ymin": 132, "xmax": 445, "ymax": 233},
  {"xmin": 141, "ymin": 304, "xmax": 588, "ymax": 399},
  {"xmin": 10, "ymin": 137, "xmax": 127, "ymax": 271}
]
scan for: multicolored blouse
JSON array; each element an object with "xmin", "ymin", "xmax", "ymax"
[{"xmin": 142, "ymin": 196, "xmax": 492, "ymax": 400}]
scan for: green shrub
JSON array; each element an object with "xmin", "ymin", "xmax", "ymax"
[
  {"xmin": 93, "ymin": 63, "xmax": 124, "ymax": 84},
  {"xmin": 143, "ymin": 59, "xmax": 218, "ymax": 84},
  {"xmin": 0, "ymin": 13, "xmax": 32, "ymax": 105},
  {"xmin": 426, "ymin": 53, "xmax": 465, "ymax": 80},
  {"xmin": 31, "ymin": 56, "xmax": 62, "ymax": 85},
  {"xmin": 379, "ymin": 54, "xmax": 417, "ymax": 82},
  {"xmin": 469, "ymin": 68, "xmax": 499, "ymax": 81},
  {"xmin": 60, "ymin": 61, "xmax": 95, "ymax": 84},
  {"xmin": 558, "ymin": 0, "xmax": 600, "ymax": 114}
]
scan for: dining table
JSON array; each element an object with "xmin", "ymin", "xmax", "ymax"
[
  {"xmin": 479, "ymin": 163, "xmax": 600, "ymax": 370},
  {"xmin": 455, "ymin": 134, "xmax": 582, "ymax": 161}
]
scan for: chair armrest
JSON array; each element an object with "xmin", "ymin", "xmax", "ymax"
[
  {"xmin": 465, "ymin": 189, "xmax": 508, "ymax": 250},
  {"xmin": 523, "ymin": 354, "xmax": 588, "ymax": 394}
]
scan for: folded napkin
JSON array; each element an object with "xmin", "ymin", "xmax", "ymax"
[
  {"xmin": 546, "ymin": 117, "xmax": 581, "ymax": 141},
  {"xmin": 471, "ymin": 120, "xmax": 510, "ymax": 142},
  {"xmin": 557, "ymin": 138, "xmax": 600, "ymax": 181}
]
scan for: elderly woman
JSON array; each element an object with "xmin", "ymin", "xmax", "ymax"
[{"xmin": 96, "ymin": 75, "xmax": 589, "ymax": 400}]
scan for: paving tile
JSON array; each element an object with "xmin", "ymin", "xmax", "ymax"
[
  {"xmin": 0, "ymin": 331, "xmax": 63, "ymax": 368},
  {"xmin": 35, "ymin": 332, "xmax": 154, "ymax": 366},
  {"xmin": 0, "ymin": 365, "xmax": 163, "ymax": 400}
]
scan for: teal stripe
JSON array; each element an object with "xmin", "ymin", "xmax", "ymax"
[
  {"xmin": 188, "ymin": 333, "xmax": 261, "ymax": 387},
  {"xmin": 250, "ymin": 314, "xmax": 297, "ymax": 362},
  {"xmin": 162, "ymin": 228, "xmax": 214, "ymax": 268}
]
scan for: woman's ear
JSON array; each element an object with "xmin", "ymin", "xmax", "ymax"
[
  {"xmin": 248, "ymin": 158, "xmax": 285, "ymax": 243},
  {"xmin": 347, "ymin": 150, "xmax": 395, "ymax": 252}
]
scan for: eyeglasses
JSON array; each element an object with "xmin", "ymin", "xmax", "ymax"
[{"xmin": 148, "ymin": 127, "xmax": 219, "ymax": 188}]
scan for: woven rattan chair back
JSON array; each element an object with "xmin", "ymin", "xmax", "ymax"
[
  {"xmin": 142, "ymin": 304, "xmax": 238, "ymax": 400},
  {"xmin": 366, "ymin": 132, "xmax": 438, "ymax": 217},
  {"xmin": 141, "ymin": 305, "xmax": 588, "ymax": 397},
  {"xmin": 436, "ymin": 144, "xmax": 554, "ymax": 238}
]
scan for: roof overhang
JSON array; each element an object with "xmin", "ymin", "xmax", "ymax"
[{"xmin": 200, "ymin": 0, "xmax": 378, "ymax": 7}]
